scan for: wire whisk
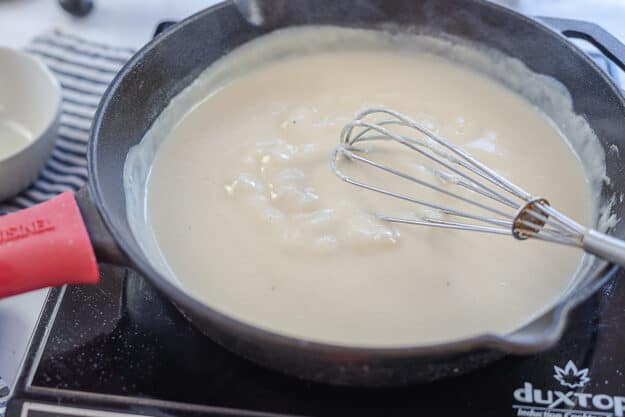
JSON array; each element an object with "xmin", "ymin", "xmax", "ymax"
[{"xmin": 330, "ymin": 108, "xmax": 625, "ymax": 266}]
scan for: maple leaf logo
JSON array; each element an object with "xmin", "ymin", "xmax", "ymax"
[{"xmin": 554, "ymin": 360, "xmax": 590, "ymax": 389}]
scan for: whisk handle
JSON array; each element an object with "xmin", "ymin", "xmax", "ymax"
[{"xmin": 583, "ymin": 229, "xmax": 625, "ymax": 266}]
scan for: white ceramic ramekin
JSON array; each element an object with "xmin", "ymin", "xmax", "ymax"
[{"xmin": 0, "ymin": 48, "xmax": 61, "ymax": 202}]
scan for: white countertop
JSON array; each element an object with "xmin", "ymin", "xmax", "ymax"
[
  {"xmin": 0, "ymin": 0, "xmax": 624, "ymax": 392},
  {"xmin": 0, "ymin": 0, "xmax": 217, "ymax": 50}
]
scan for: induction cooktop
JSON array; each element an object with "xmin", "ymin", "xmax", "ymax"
[{"xmin": 6, "ymin": 23, "xmax": 625, "ymax": 417}]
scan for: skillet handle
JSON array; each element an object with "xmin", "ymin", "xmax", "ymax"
[
  {"xmin": 75, "ymin": 187, "xmax": 129, "ymax": 265},
  {"xmin": 0, "ymin": 191, "xmax": 99, "ymax": 297},
  {"xmin": 538, "ymin": 16, "xmax": 625, "ymax": 73}
]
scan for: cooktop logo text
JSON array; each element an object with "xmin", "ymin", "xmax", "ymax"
[{"xmin": 513, "ymin": 360, "xmax": 625, "ymax": 417}]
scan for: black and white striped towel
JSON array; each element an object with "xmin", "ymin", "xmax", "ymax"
[
  {"xmin": 0, "ymin": 377, "xmax": 8, "ymax": 417},
  {"xmin": 0, "ymin": 31, "xmax": 135, "ymax": 214}
]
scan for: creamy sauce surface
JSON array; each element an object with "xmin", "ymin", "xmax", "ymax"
[{"xmin": 135, "ymin": 28, "xmax": 599, "ymax": 346}]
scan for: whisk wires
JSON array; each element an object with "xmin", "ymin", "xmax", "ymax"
[{"xmin": 330, "ymin": 108, "xmax": 585, "ymax": 247}]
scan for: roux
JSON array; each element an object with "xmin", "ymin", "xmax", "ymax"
[{"xmin": 126, "ymin": 28, "xmax": 604, "ymax": 347}]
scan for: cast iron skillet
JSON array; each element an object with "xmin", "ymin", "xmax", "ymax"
[{"xmin": 2, "ymin": 0, "xmax": 625, "ymax": 385}]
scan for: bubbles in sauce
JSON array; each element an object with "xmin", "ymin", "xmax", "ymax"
[{"xmin": 224, "ymin": 138, "xmax": 399, "ymax": 251}]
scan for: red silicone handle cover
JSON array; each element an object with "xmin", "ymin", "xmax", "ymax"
[{"xmin": 0, "ymin": 191, "xmax": 99, "ymax": 297}]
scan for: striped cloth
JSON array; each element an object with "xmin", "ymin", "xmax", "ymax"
[
  {"xmin": 0, "ymin": 377, "xmax": 8, "ymax": 417},
  {"xmin": 0, "ymin": 31, "xmax": 134, "ymax": 214},
  {"xmin": 0, "ymin": 378, "xmax": 11, "ymax": 417}
]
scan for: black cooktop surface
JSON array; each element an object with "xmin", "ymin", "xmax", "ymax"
[{"xmin": 6, "ymin": 263, "xmax": 625, "ymax": 417}]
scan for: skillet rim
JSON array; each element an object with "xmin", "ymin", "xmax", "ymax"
[{"xmin": 87, "ymin": 0, "xmax": 623, "ymax": 362}]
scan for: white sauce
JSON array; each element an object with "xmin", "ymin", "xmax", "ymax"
[
  {"xmin": 125, "ymin": 27, "xmax": 612, "ymax": 347},
  {"xmin": 0, "ymin": 117, "xmax": 32, "ymax": 159}
]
